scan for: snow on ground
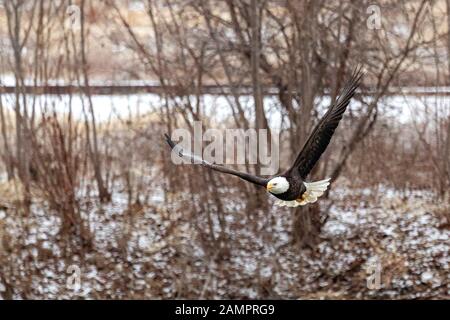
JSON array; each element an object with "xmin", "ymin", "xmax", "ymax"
[{"xmin": 0, "ymin": 181, "xmax": 448, "ymax": 299}]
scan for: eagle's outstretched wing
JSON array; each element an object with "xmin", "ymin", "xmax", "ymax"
[
  {"xmin": 287, "ymin": 67, "xmax": 364, "ymax": 179},
  {"xmin": 164, "ymin": 134, "xmax": 269, "ymax": 187}
]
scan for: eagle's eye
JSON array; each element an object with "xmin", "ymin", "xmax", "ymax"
[{"xmin": 273, "ymin": 183, "xmax": 277, "ymax": 186}]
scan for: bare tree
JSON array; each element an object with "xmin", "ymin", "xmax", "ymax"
[
  {"xmin": 4, "ymin": 0, "xmax": 37, "ymax": 204},
  {"xmin": 78, "ymin": 0, "xmax": 111, "ymax": 202}
]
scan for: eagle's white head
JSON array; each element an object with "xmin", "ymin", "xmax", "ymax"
[{"xmin": 267, "ymin": 176, "xmax": 289, "ymax": 194}]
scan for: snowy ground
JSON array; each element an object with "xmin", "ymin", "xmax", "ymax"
[{"xmin": 0, "ymin": 181, "xmax": 448, "ymax": 299}]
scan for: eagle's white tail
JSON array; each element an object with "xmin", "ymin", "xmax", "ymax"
[
  {"xmin": 301, "ymin": 178, "xmax": 331, "ymax": 204},
  {"xmin": 274, "ymin": 178, "xmax": 331, "ymax": 207}
]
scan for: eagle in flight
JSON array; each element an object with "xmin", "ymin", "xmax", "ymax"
[{"xmin": 165, "ymin": 68, "xmax": 363, "ymax": 207}]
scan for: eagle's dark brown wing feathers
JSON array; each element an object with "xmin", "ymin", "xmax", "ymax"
[
  {"xmin": 288, "ymin": 67, "xmax": 364, "ymax": 179},
  {"xmin": 164, "ymin": 134, "xmax": 269, "ymax": 187}
]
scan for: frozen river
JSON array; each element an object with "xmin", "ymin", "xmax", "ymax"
[{"xmin": 0, "ymin": 91, "xmax": 448, "ymax": 127}]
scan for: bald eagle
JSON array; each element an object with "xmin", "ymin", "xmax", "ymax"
[{"xmin": 165, "ymin": 67, "xmax": 363, "ymax": 207}]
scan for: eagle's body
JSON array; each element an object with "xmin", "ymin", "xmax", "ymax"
[
  {"xmin": 165, "ymin": 67, "xmax": 363, "ymax": 207},
  {"xmin": 270, "ymin": 175, "xmax": 306, "ymax": 201},
  {"xmin": 263, "ymin": 174, "xmax": 330, "ymax": 207}
]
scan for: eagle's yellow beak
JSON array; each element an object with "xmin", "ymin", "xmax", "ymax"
[{"xmin": 267, "ymin": 182, "xmax": 273, "ymax": 191}]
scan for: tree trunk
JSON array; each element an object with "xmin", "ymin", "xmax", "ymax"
[{"xmin": 80, "ymin": 0, "xmax": 110, "ymax": 202}]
